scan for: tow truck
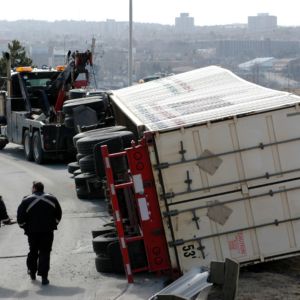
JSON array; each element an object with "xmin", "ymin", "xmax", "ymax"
[{"xmin": 0, "ymin": 50, "xmax": 94, "ymax": 163}]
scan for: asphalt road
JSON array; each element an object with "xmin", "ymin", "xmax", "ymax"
[{"xmin": 0, "ymin": 143, "xmax": 170, "ymax": 300}]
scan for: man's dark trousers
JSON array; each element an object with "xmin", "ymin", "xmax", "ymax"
[{"xmin": 27, "ymin": 231, "xmax": 54, "ymax": 278}]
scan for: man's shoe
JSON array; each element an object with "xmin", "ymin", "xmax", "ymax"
[
  {"xmin": 42, "ymin": 277, "xmax": 49, "ymax": 285},
  {"xmin": 27, "ymin": 270, "xmax": 36, "ymax": 280}
]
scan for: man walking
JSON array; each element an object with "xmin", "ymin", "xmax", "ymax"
[
  {"xmin": 17, "ymin": 181, "xmax": 62, "ymax": 285},
  {"xmin": 0, "ymin": 195, "xmax": 11, "ymax": 225}
]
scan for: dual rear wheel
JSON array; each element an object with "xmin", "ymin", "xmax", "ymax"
[{"xmin": 23, "ymin": 130, "xmax": 45, "ymax": 164}]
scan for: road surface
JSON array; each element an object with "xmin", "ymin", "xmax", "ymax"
[{"xmin": 0, "ymin": 143, "xmax": 170, "ymax": 300}]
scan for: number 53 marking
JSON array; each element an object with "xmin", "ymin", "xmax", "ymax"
[{"xmin": 182, "ymin": 245, "xmax": 196, "ymax": 258}]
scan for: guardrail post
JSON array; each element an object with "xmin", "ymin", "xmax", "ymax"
[{"xmin": 222, "ymin": 258, "xmax": 240, "ymax": 300}]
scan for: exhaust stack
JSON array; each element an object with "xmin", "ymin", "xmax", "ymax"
[{"xmin": 5, "ymin": 52, "xmax": 11, "ymax": 98}]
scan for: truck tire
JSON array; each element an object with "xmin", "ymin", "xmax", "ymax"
[
  {"xmin": 74, "ymin": 173, "xmax": 97, "ymax": 186},
  {"xmin": 64, "ymin": 115, "xmax": 74, "ymax": 128},
  {"xmin": 92, "ymin": 232, "xmax": 119, "ymax": 255},
  {"xmin": 86, "ymin": 90, "xmax": 106, "ymax": 97},
  {"xmin": 76, "ymin": 131, "xmax": 134, "ymax": 155},
  {"xmin": 73, "ymin": 126, "xmax": 127, "ymax": 146},
  {"xmin": 92, "ymin": 226, "xmax": 115, "ymax": 238},
  {"xmin": 76, "ymin": 153, "xmax": 87, "ymax": 163},
  {"xmin": 32, "ymin": 131, "xmax": 45, "ymax": 164},
  {"xmin": 23, "ymin": 130, "xmax": 34, "ymax": 161},
  {"xmin": 108, "ymin": 242, "xmax": 125, "ymax": 274},
  {"xmin": 63, "ymin": 98, "xmax": 106, "ymax": 115},
  {"xmin": 68, "ymin": 162, "xmax": 80, "ymax": 174},
  {"xmin": 95, "ymin": 255, "xmax": 113, "ymax": 273},
  {"xmin": 79, "ymin": 155, "xmax": 96, "ymax": 173},
  {"xmin": 76, "ymin": 186, "xmax": 89, "ymax": 199},
  {"xmin": 0, "ymin": 144, "xmax": 6, "ymax": 150},
  {"xmin": 93, "ymin": 137, "xmax": 127, "ymax": 178},
  {"xmin": 76, "ymin": 187, "xmax": 105, "ymax": 200},
  {"xmin": 73, "ymin": 169, "xmax": 82, "ymax": 176},
  {"xmin": 69, "ymin": 89, "xmax": 87, "ymax": 99}
]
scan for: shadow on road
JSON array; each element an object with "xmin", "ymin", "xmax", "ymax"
[
  {"xmin": 34, "ymin": 282, "xmax": 85, "ymax": 297},
  {"xmin": 0, "ymin": 144, "xmax": 74, "ymax": 171},
  {"xmin": 0, "ymin": 287, "xmax": 28, "ymax": 298}
]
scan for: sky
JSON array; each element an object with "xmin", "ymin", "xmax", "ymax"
[{"xmin": 2, "ymin": 0, "xmax": 300, "ymax": 27}]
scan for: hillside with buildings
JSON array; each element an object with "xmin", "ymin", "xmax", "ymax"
[{"xmin": 0, "ymin": 12, "xmax": 300, "ymax": 90}]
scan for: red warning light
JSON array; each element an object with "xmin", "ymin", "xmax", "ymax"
[
  {"xmin": 136, "ymin": 162, "xmax": 144, "ymax": 170},
  {"xmin": 153, "ymin": 247, "xmax": 161, "ymax": 255},
  {"xmin": 45, "ymin": 136, "xmax": 49, "ymax": 139},
  {"xmin": 134, "ymin": 152, "xmax": 142, "ymax": 160},
  {"xmin": 46, "ymin": 144, "xmax": 50, "ymax": 148},
  {"xmin": 155, "ymin": 257, "xmax": 163, "ymax": 265}
]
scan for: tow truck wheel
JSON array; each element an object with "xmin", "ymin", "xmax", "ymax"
[
  {"xmin": 32, "ymin": 131, "xmax": 45, "ymax": 164},
  {"xmin": 23, "ymin": 130, "xmax": 34, "ymax": 161}
]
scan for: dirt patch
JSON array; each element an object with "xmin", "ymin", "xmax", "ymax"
[{"xmin": 208, "ymin": 256, "xmax": 300, "ymax": 299}]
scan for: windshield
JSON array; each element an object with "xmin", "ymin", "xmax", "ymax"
[{"xmin": 25, "ymin": 78, "xmax": 52, "ymax": 87}]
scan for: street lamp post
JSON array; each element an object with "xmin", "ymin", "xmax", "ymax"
[{"xmin": 128, "ymin": 0, "xmax": 133, "ymax": 86}]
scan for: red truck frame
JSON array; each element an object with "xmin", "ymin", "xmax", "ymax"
[{"xmin": 101, "ymin": 133, "xmax": 175, "ymax": 283}]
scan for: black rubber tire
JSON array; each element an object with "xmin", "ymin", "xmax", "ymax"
[
  {"xmin": 64, "ymin": 115, "xmax": 74, "ymax": 128},
  {"xmin": 68, "ymin": 162, "xmax": 80, "ymax": 174},
  {"xmin": 63, "ymin": 98, "xmax": 106, "ymax": 115},
  {"xmin": 77, "ymin": 131, "xmax": 134, "ymax": 155},
  {"xmin": 69, "ymin": 89, "xmax": 87, "ymax": 100},
  {"xmin": 32, "ymin": 131, "xmax": 45, "ymax": 164},
  {"xmin": 76, "ymin": 187, "xmax": 105, "ymax": 200},
  {"xmin": 93, "ymin": 232, "xmax": 119, "ymax": 255},
  {"xmin": 0, "ymin": 144, "xmax": 6, "ymax": 150},
  {"xmin": 92, "ymin": 226, "xmax": 115, "ymax": 239},
  {"xmin": 76, "ymin": 186, "xmax": 89, "ymax": 199},
  {"xmin": 73, "ymin": 169, "xmax": 82, "ymax": 176},
  {"xmin": 95, "ymin": 255, "xmax": 113, "ymax": 273},
  {"xmin": 74, "ymin": 173, "xmax": 97, "ymax": 186},
  {"xmin": 108, "ymin": 242, "xmax": 125, "ymax": 274},
  {"xmin": 73, "ymin": 126, "xmax": 127, "ymax": 146},
  {"xmin": 86, "ymin": 90, "xmax": 106, "ymax": 97},
  {"xmin": 77, "ymin": 153, "xmax": 87, "ymax": 163},
  {"xmin": 94, "ymin": 137, "xmax": 127, "ymax": 178},
  {"xmin": 79, "ymin": 155, "xmax": 96, "ymax": 173},
  {"xmin": 23, "ymin": 130, "xmax": 34, "ymax": 161},
  {"xmin": 64, "ymin": 96, "xmax": 103, "ymax": 106}
]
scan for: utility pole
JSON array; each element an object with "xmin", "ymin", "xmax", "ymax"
[{"xmin": 128, "ymin": 0, "xmax": 133, "ymax": 86}]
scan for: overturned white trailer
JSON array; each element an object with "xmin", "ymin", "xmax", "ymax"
[{"xmin": 107, "ymin": 66, "xmax": 300, "ymax": 278}]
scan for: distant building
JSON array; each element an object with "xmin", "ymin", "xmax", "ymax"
[
  {"xmin": 238, "ymin": 57, "xmax": 277, "ymax": 71},
  {"xmin": 216, "ymin": 39, "xmax": 299, "ymax": 57},
  {"xmin": 273, "ymin": 58, "xmax": 300, "ymax": 72},
  {"xmin": 248, "ymin": 13, "xmax": 277, "ymax": 31},
  {"xmin": 30, "ymin": 44, "xmax": 48, "ymax": 56},
  {"xmin": 175, "ymin": 13, "xmax": 194, "ymax": 32},
  {"xmin": 0, "ymin": 40, "xmax": 12, "ymax": 53},
  {"xmin": 99, "ymin": 19, "xmax": 129, "ymax": 36},
  {"xmin": 49, "ymin": 50, "xmax": 68, "ymax": 68}
]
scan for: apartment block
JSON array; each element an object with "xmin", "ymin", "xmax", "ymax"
[{"xmin": 248, "ymin": 13, "xmax": 277, "ymax": 31}]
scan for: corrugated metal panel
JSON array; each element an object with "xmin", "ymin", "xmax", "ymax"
[{"xmin": 112, "ymin": 66, "xmax": 299, "ymax": 132}]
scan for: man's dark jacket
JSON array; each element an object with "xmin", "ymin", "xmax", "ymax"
[
  {"xmin": 0, "ymin": 196, "xmax": 9, "ymax": 222},
  {"xmin": 17, "ymin": 191, "xmax": 62, "ymax": 235}
]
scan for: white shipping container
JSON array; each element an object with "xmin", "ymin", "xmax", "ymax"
[{"xmin": 110, "ymin": 66, "xmax": 300, "ymax": 273}]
